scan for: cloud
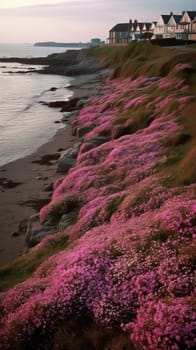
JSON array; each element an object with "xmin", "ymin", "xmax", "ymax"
[
  {"xmin": 0, "ymin": 0, "xmax": 195, "ymax": 21},
  {"xmin": 0, "ymin": 1, "xmax": 129, "ymax": 23},
  {"xmin": 0, "ymin": 0, "xmax": 195, "ymax": 43},
  {"xmin": 0, "ymin": 0, "xmax": 195, "ymax": 23}
]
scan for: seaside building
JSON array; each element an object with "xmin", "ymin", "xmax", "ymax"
[
  {"xmin": 130, "ymin": 20, "xmax": 152, "ymax": 40},
  {"xmin": 166, "ymin": 13, "xmax": 182, "ymax": 38},
  {"xmin": 108, "ymin": 10, "xmax": 196, "ymax": 45},
  {"xmin": 109, "ymin": 20, "xmax": 153, "ymax": 44},
  {"xmin": 153, "ymin": 11, "xmax": 196, "ymax": 39},
  {"xmin": 153, "ymin": 14, "xmax": 171, "ymax": 38},
  {"xmin": 108, "ymin": 23, "xmax": 131, "ymax": 45},
  {"xmin": 89, "ymin": 38, "xmax": 102, "ymax": 47},
  {"xmin": 176, "ymin": 11, "xmax": 196, "ymax": 40}
]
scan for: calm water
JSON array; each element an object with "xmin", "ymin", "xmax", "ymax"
[
  {"xmin": 0, "ymin": 43, "xmax": 78, "ymax": 58},
  {"xmin": 0, "ymin": 44, "xmax": 76, "ymax": 166}
]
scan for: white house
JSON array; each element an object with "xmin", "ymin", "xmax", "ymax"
[
  {"xmin": 192, "ymin": 17, "xmax": 196, "ymax": 40},
  {"xmin": 130, "ymin": 20, "xmax": 152, "ymax": 40},
  {"xmin": 108, "ymin": 10, "xmax": 196, "ymax": 45},
  {"xmin": 166, "ymin": 14, "xmax": 182, "ymax": 38},
  {"xmin": 153, "ymin": 14, "xmax": 171, "ymax": 38},
  {"xmin": 176, "ymin": 11, "xmax": 196, "ymax": 40}
]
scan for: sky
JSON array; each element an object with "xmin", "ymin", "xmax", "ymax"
[{"xmin": 0, "ymin": 0, "xmax": 195, "ymax": 43}]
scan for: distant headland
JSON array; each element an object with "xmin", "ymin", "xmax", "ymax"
[{"xmin": 34, "ymin": 41, "xmax": 88, "ymax": 48}]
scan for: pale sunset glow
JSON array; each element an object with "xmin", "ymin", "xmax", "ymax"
[
  {"xmin": 0, "ymin": 0, "xmax": 66, "ymax": 8},
  {"xmin": 0, "ymin": 1, "xmax": 195, "ymax": 43}
]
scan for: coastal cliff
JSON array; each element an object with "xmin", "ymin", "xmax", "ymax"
[{"xmin": 0, "ymin": 43, "xmax": 196, "ymax": 350}]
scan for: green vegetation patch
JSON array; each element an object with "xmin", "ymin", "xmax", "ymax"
[
  {"xmin": 104, "ymin": 195, "xmax": 125, "ymax": 222},
  {"xmin": 0, "ymin": 234, "xmax": 69, "ymax": 292}
]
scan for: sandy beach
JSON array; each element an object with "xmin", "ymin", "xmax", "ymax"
[{"xmin": 0, "ymin": 71, "xmax": 108, "ymax": 265}]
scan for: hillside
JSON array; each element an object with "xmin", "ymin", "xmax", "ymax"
[{"xmin": 0, "ymin": 43, "xmax": 195, "ymax": 350}]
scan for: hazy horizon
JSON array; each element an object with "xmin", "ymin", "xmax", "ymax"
[{"xmin": 0, "ymin": 0, "xmax": 195, "ymax": 43}]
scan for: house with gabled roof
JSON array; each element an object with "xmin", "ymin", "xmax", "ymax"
[
  {"xmin": 166, "ymin": 13, "xmax": 182, "ymax": 38},
  {"xmin": 109, "ymin": 20, "xmax": 154, "ymax": 44},
  {"xmin": 192, "ymin": 16, "xmax": 196, "ymax": 40},
  {"xmin": 109, "ymin": 23, "xmax": 131, "ymax": 45},
  {"xmin": 153, "ymin": 14, "xmax": 171, "ymax": 38},
  {"xmin": 108, "ymin": 10, "xmax": 196, "ymax": 45},
  {"xmin": 150, "ymin": 22, "xmax": 157, "ymax": 32},
  {"xmin": 177, "ymin": 11, "xmax": 196, "ymax": 40},
  {"xmin": 133, "ymin": 21, "xmax": 152, "ymax": 40},
  {"xmin": 128, "ymin": 20, "xmax": 138, "ymax": 41}
]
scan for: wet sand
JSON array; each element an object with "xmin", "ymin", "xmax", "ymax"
[{"xmin": 0, "ymin": 72, "xmax": 108, "ymax": 265}]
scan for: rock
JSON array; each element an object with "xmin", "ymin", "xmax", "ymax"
[
  {"xmin": 85, "ymin": 136, "xmax": 110, "ymax": 147},
  {"xmin": 19, "ymin": 198, "xmax": 50, "ymax": 211},
  {"xmin": 57, "ymin": 142, "xmax": 81, "ymax": 174},
  {"xmin": 32, "ymin": 153, "xmax": 59, "ymax": 165},
  {"xmin": 60, "ymin": 98, "xmax": 80, "ymax": 112},
  {"xmin": 71, "ymin": 119, "xmax": 78, "ymax": 136},
  {"xmin": 77, "ymin": 125, "xmax": 95, "ymax": 138},
  {"xmin": 54, "ymin": 120, "xmax": 61, "ymax": 124},
  {"xmin": 18, "ymin": 218, "xmax": 29, "ymax": 234},
  {"xmin": 11, "ymin": 231, "xmax": 20, "ymax": 237},
  {"xmin": 76, "ymin": 98, "xmax": 86, "ymax": 108},
  {"xmin": 43, "ymin": 182, "xmax": 53, "ymax": 192},
  {"xmin": 61, "ymin": 112, "xmax": 72, "ymax": 122},
  {"xmin": 0, "ymin": 178, "xmax": 21, "ymax": 189},
  {"xmin": 41, "ymin": 98, "xmax": 80, "ymax": 112},
  {"xmin": 25, "ymin": 214, "xmax": 57, "ymax": 248},
  {"xmin": 59, "ymin": 214, "xmax": 72, "ymax": 231},
  {"xmin": 61, "ymin": 117, "xmax": 69, "ymax": 123},
  {"xmin": 79, "ymin": 137, "xmax": 110, "ymax": 155},
  {"xmin": 35, "ymin": 176, "xmax": 42, "ymax": 180},
  {"xmin": 57, "ymin": 155, "xmax": 75, "ymax": 174},
  {"xmin": 50, "ymin": 87, "xmax": 57, "ymax": 91}
]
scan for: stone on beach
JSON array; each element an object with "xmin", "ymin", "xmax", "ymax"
[
  {"xmin": 25, "ymin": 213, "xmax": 57, "ymax": 248},
  {"xmin": 57, "ymin": 142, "xmax": 81, "ymax": 174},
  {"xmin": 40, "ymin": 97, "xmax": 81, "ymax": 112}
]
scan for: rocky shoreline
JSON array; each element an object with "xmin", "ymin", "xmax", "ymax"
[
  {"xmin": 0, "ymin": 64, "xmax": 110, "ymax": 265},
  {"xmin": 0, "ymin": 49, "xmax": 104, "ymax": 76}
]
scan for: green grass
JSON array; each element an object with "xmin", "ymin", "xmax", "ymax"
[
  {"xmin": 105, "ymin": 195, "xmax": 125, "ymax": 221},
  {"xmin": 88, "ymin": 42, "xmax": 195, "ymax": 187},
  {"xmin": 0, "ymin": 234, "xmax": 69, "ymax": 292},
  {"xmin": 185, "ymin": 43, "xmax": 196, "ymax": 49},
  {"xmin": 2, "ymin": 42, "xmax": 195, "ymax": 290},
  {"xmin": 88, "ymin": 42, "xmax": 196, "ymax": 80},
  {"xmin": 159, "ymin": 99, "xmax": 196, "ymax": 186}
]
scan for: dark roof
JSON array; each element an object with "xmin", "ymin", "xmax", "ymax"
[
  {"xmin": 110, "ymin": 21, "xmax": 157, "ymax": 33},
  {"xmin": 161, "ymin": 15, "xmax": 171, "ymax": 24},
  {"xmin": 109, "ymin": 23, "xmax": 129, "ymax": 32},
  {"xmin": 131, "ymin": 22, "xmax": 138, "ymax": 31},
  {"xmin": 186, "ymin": 11, "xmax": 196, "ymax": 20},
  {"xmin": 173, "ymin": 15, "xmax": 182, "ymax": 24},
  {"xmin": 138, "ymin": 23, "xmax": 144, "ymax": 31},
  {"xmin": 145, "ymin": 23, "xmax": 152, "ymax": 30},
  {"xmin": 132, "ymin": 22, "xmax": 152, "ymax": 32}
]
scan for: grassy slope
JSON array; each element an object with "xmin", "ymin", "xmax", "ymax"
[
  {"xmin": 88, "ymin": 42, "xmax": 196, "ymax": 186},
  {"xmin": 0, "ymin": 43, "xmax": 195, "ymax": 350}
]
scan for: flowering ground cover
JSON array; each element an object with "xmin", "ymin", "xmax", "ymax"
[{"xmin": 0, "ymin": 43, "xmax": 195, "ymax": 350}]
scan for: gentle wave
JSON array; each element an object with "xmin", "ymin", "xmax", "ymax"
[{"xmin": 0, "ymin": 62, "xmax": 73, "ymax": 166}]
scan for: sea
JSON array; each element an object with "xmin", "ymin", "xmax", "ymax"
[{"xmin": 0, "ymin": 43, "xmax": 79, "ymax": 166}]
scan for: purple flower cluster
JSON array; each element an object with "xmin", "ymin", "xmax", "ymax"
[{"xmin": 0, "ymin": 68, "xmax": 195, "ymax": 349}]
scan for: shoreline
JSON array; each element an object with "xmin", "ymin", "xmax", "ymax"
[{"xmin": 0, "ymin": 71, "xmax": 108, "ymax": 266}]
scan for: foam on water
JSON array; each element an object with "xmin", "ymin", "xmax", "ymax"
[{"xmin": 0, "ymin": 60, "xmax": 73, "ymax": 166}]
